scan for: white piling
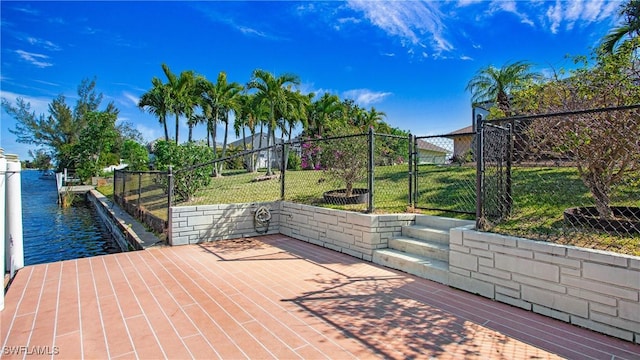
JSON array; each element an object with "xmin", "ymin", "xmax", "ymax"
[
  {"xmin": 5, "ymin": 154, "xmax": 23, "ymax": 277},
  {"xmin": 0, "ymin": 149, "xmax": 6, "ymax": 311}
]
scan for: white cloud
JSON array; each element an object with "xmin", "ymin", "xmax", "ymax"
[
  {"xmin": 460, "ymin": 55, "xmax": 473, "ymax": 61},
  {"xmin": 135, "ymin": 124, "xmax": 160, "ymax": 143},
  {"xmin": 457, "ymin": 0, "xmax": 483, "ymax": 7},
  {"xmin": 488, "ymin": 0, "xmax": 535, "ymax": 27},
  {"xmin": 346, "ymin": 0, "xmax": 453, "ymax": 56},
  {"xmin": 26, "ymin": 37, "xmax": 61, "ymax": 51},
  {"xmin": 0, "ymin": 90, "xmax": 51, "ymax": 117},
  {"xmin": 122, "ymin": 92, "xmax": 140, "ymax": 107},
  {"xmin": 543, "ymin": 0, "xmax": 619, "ymax": 34},
  {"xmin": 338, "ymin": 17, "xmax": 361, "ymax": 25},
  {"xmin": 15, "ymin": 50, "xmax": 53, "ymax": 68},
  {"xmin": 239, "ymin": 26, "xmax": 267, "ymax": 38},
  {"xmin": 342, "ymin": 89, "xmax": 391, "ymax": 106}
]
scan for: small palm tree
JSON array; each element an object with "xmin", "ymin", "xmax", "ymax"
[
  {"xmin": 308, "ymin": 92, "xmax": 341, "ymax": 137},
  {"xmin": 466, "ymin": 60, "xmax": 540, "ymax": 114}
]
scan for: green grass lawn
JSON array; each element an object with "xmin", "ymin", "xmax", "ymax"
[{"xmin": 102, "ymin": 165, "xmax": 640, "ymax": 256}]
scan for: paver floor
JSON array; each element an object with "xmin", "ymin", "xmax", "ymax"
[{"xmin": 2, "ymin": 234, "xmax": 639, "ymax": 359}]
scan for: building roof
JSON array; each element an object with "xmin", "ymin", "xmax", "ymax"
[
  {"xmin": 445, "ymin": 125, "xmax": 474, "ymax": 136},
  {"xmin": 416, "ymin": 139, "xmax": 448, "ymax": 154},
  {"xmin": 229, "ymin": 132, "xmax": 280, "ymax": 148}
]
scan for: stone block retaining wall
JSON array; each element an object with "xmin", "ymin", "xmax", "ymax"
[
  {"xmin": 87, "ymin": 190, "xmax": 144, "ymax": 251},
  {"xmin": 449, "ymin": 228, "xmax": 640, "ymax": 343},
  {"xmin": 169, "ymin": 202, "xmax": 280, "ymax": 245},
  {"xmin": 279, "ymin": 202, "xmax": 415, "ymax": 261}
]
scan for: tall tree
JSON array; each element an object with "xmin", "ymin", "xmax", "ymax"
[
  {"xmin": 138, "ymin": 77, "xmax": 171, "ymax": 141},
  {"xmin": 161, "ymin": 63, "xmax": 195, "ymax": 144},
  {"xmin": 466, "ymin": 60, "xmax": 541, "ymax": 115},
  {"xmin": 600, "ymin": 0, "xmax": 639, "ymax": 53},
  {"xmin": 2, "ymin": 78, "xmax": 117, "ymax": 170},
  {"xmin": 199, "ymin": 72, "xmax": 243, "ymax": 176},
  {"xmin": 247, "ymin": 69, "xmax": 300, "ymax": 175}
]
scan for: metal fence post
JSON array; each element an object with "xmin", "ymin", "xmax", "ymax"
[
  {"xmin": 280, "ymin": 144, "xmax": 286, "ymax": 200},
  {"xmin": 167, "ymin": 166, "xmax": 173, "ymax": 228},
  {"xmin": 122, "ymin": 171, "xmax": 127, "ymax": 206},
  {"xmin": 413, "ymin": 136, "xmax": 419, "ymax": 206},
  {"xmin": 368, "ymin": 128, "xmax": 375, "ymax": 213},
  {"xmin": 408, "ymin": 133, "xmax": 414, "ymax": 209},
  {"xmin": 137, "ymin": 172, "xmax": 142, "ymax": 212},
  {"xmin": 113, "ymin": 170, "xmax": 118, "ymax": 204},
  {"xmin": 475, "ymin": 114, "xmax": 484, "ymax": 230}
]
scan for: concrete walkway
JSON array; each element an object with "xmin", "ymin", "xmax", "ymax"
[{"xmin": 2, "ymin": 235, "xmax": 639, "ymax": 359}]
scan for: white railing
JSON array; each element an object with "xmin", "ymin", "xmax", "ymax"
[{"xmin": 1, "ymin": 149, "xmax": 24, "ymax": 311}]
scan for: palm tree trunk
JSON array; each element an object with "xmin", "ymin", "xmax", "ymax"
[
  {"xmin": 175, "ymin": 114, "xmax": 180, "ymax": 144},
  {"xmin": 162, "ymin": 116, "xmax": 169, "ymax": 142},
  {"xmin": 266, "ymin": 123, "xmax": 273, "ymax": 176},
  {"xmin": 242, "ymin": 126, "xmax": 251, "ymax": 172},
  {"xmin": 211, "ymin": 116, "xmax": 219, "ymax": 177},
  {"xmin": 220, "ymin": 117, "xmax": 229, "ymax": 175},
  {"xmin": 257, "ymin": 123, "xmax": 264, "ymax": 172}
]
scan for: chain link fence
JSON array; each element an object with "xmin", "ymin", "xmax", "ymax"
[
  {"xmin": 413, "ymin": 133, "xmax": 476, "ymax": 215},
  {"xmin": 176, "ymin": 146, "xmax": 283, "ymax": 206},
  {"xmin": 111, "ymin": 105, "xmax": 638, "ymax": 254},
  {"xmin": 483, "ymin": 105, "xmax": 639, "ymax": 254},
  {"xmin": 165, "ymin": 131, "xmax": 412, "ymax": 213},
  {"xmin": 113, "ymin": 170, "xmax": 169, "ymax": 234},
  {"xmin": 284, "ymin": 134, "xmax": 369, "ymax": 212}
]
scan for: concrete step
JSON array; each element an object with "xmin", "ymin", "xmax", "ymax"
[
  {"xmin": 414, "ymin": 215, "xmax": 475, "ymax": 230},
  {"xmin": 388, "ymin": 236, "xmax": 449, "ymax": 261},
  {"xmin": 402, "ymin": 225, "xmax": 450, "ymax": 244},
  {"xmin": 372, "ymin": 249, "xmax": 449, "ymax": 285}
]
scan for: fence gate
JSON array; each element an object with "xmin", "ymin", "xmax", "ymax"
[
  {"xmin": 412, "ymin": 133, "xmax": 477, "ymax": 215},
  {"xmin": 477, "ymin": 122, "xmax": 512, "ymax": 228}
]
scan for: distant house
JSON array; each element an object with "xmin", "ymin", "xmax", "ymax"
[
  {"xmin": 415, "ymin": 140, "xmax": 448, "ymax": 164},
  {"xmin": 229, "ymin": 132, "xmax": 283, "ymax": 169},
  {"xmin": 444, "ymin": 125, "xmax": 474, "ymax": 159}
]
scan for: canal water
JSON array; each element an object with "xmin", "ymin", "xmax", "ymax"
[{"xmin": 21, "ymin": 170, "xmax": 121, "ymax": 266}]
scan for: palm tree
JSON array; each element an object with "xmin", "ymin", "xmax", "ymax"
[
  {"xmin": 199, "ymin": 72, "xmax": 242, "ymax": 176},
  {"xmin": 161, "ymin": 63, "xmax": 196, "ymax": 144},
  {"xmin": 601, "ymin": 0, "xmax": 639, "ymax": 53},
  {"xmin": 308, "ymin": 92, "xmax": 341, "ymax": 137},
  {"xmin": 138, "ymin": 77, "xmax": 171, "ymax": 141},
  {"xmin": 465, "ymin": 60, "xmax": 540, "ymax": 114},
  {"xmin": 216, "ymin": 73, "xmax": 243, "ymax": 166},
  {"xmin": 247, "ymin": 69, "xmax": 300, "ymax": 175},
  {"xmin": 361, "ymin": 106, "xmax": 387, "ymax": 131}
]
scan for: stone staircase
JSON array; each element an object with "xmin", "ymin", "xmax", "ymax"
[{"xmin": 372, "ymin": 215, "xmax": 475, "ymax": 285}]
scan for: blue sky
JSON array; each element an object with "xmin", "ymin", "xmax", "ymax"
[{"xmin": 0, "ymin": 0, "xmax": 623, "ymax": 161}]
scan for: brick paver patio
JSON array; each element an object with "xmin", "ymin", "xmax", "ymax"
[{"xmin": 2, "ymin": 234, "xmax": 639, "ymax": 359}]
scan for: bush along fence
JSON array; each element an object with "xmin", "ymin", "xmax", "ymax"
[{"xmin": 113, "ymin": 104, "xmax": 639, "ymax": 255}]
